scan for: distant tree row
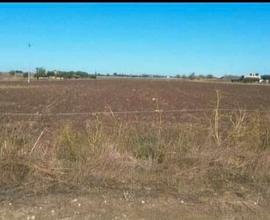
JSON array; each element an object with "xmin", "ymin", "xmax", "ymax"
[
  {"xmin": 34, "ymin": 67, "xmax": 96, "ymax": 79},
  {"xmin": 106, "ymin": 72, "xmax": 168, "ymax": 78},
  {"xmin": 175, "ymin": 72, "xmax": 214, "ymax": 79},
  {"xmin": 9, "ymin": 70, "xmax": 25, "ymax": 76},
  {"xmin": 7, "ymin": 68, "xmax": 96, "ymax": 79},
  {"xmin": 261, "ymin": 75, "xmax": 270, "ymax": 80},
  {"xmin": 5, "ymin": 69, "xmax": 220, "ymax": 80}
]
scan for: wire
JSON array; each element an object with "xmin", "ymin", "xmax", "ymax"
[{"xmin": 0, "ymin": 108, "xmax": 269, "ymax": 117}]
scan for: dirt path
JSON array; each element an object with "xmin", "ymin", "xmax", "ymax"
[{"xmin": 0, "ymin": 187, "xmax": 269, "ymax": 220}]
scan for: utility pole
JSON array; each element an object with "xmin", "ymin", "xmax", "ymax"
[{"xmin": 28, "ymin": 43, "xmax": 31, "ymax": 84}]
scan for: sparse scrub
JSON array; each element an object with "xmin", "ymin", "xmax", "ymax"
[{"xmin": 1, "ymin": 108, "xmax": 270, "ymax": 212}]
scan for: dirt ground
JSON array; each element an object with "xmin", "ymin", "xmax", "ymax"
[
  {"xmin": 1, "ymin": 79, "xmax": 270, "ymax": 219},
  {"xmin": 0, "ymin": 187, "xmax": 269, "ymax": 220},
  {"xmin": 1, "ymin": 79, "xmax": 270, "ymax": 115}
]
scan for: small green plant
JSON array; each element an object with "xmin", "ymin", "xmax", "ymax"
[
  {"xmin": 56, "ymin": 124, "xmax": 84, "ymax": 162},
  {"xmin": 134, "ymin": 134, "xmax": 158, "ymax": 160}
]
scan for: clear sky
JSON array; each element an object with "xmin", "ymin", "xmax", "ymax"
[{"xmin": 0, "ymin": 3, "xmax": 270, "ymax": 76}]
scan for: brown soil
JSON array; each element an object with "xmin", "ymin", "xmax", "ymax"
[{"xmin": 1, "ymin": 79, "xmax": 270, "ymax": 219}]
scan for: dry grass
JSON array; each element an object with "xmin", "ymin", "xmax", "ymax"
[{"xmin": 1, "ymin": 107, "xmax": 270, "ymax": 214}]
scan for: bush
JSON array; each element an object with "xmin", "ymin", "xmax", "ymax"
[{"xmin": 23, "ymin": 72, "xmax": 28, "ymax": 78}]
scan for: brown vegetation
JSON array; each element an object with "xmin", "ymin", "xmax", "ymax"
[{"xmin": 1, "ymin": 79, "xmax": 270, "ymax": 218}]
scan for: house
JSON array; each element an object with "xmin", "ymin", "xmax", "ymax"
[
  {"xmin": 243, "ymin": 73, "xmax": 262, "ymax": 83},
  {"xmin": 244, "ymin": 73, "xmax": 261, "ymax": 79}
]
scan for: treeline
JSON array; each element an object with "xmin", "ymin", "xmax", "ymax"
[
  {"xmin": 97, "ymin": 72, "xmax": 216, "ymax": 79},
  {"xmin": 261, "ymin": 75, "xmax": 270, "ymax": 80},
  {"xmin": 8, "ymin": 68, "xmax": 96, "ymax": 79},
  {"xmin": 8, "ymin": 70, "xmax": 28, "ymax": 77},
  {"xmin": 97, "ymin": 72, "xmax": 169, "ymax": 78},
  {"xmin": 175, "ymin": 72, "xmax": 215, "ymax": 79},
  {"xmin": 6, "ymin": 68, "xmax": 217, "ymax": 80},
  {"xmin": 34, "ymin": 68, "xmax": 96, "ymax": 79}
]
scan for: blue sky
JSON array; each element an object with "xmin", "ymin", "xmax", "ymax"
[{"xmin": 0, "ymin": 3, "xmax": 270, "ymax": 76}]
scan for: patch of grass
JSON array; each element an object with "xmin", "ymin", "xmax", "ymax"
[{"xmin": 1, "ymin": 109, "xmax": 270, "ymax": 213}]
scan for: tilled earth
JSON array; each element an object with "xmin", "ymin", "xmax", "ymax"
[
  {"xmin": 1, "ymin": 79, "xmax": 270, "ymax": 114},
  {"xmin": 1, "ymin": 78, "xmax": 270, "ymax": 130},
  {"xmin": 1, "ymin": 79, "xmax": 270, "ymax": 219}
]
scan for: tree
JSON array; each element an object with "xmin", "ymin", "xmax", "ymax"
[
  {"xmin": 23, "ymin": 72, "xmax": 28, "ymax": 78},
  {"xmin": 9, "ymin": 70, "xmax": 16, "ymax": 76},
  {"xmin": 206, "ymin": 74, "xmax": 214, "ymax": 79},
  {"xmin": 261, "ymin": 75, "xmax": 270, "ymax": 80},
  {"xmin": 35, "ymin": 67, "xmax": 46, "ymax": 79},
  {"xmin": 47, "ymin": 71, "xmax": 55, "ymax": 77},
  {"xmin": 188, "ymin": 72, "xmax": 196, "ymax": 80}
]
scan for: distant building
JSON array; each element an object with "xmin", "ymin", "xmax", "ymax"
[
  {"xmin": 244, "ymin": 73, "xmax": 263, "ymax": 83},
  {"xmin": 244, "ymin": 73, "xmax": 261, "ymax": 80}
]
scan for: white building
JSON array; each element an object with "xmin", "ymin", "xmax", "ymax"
[
  {"xmin": 244, "ymin": 73, "xmax": 263, "ymax": 83},
  {"xmin": 244, "ymin": 73, "xmax": 261, "ymax": 79}
]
